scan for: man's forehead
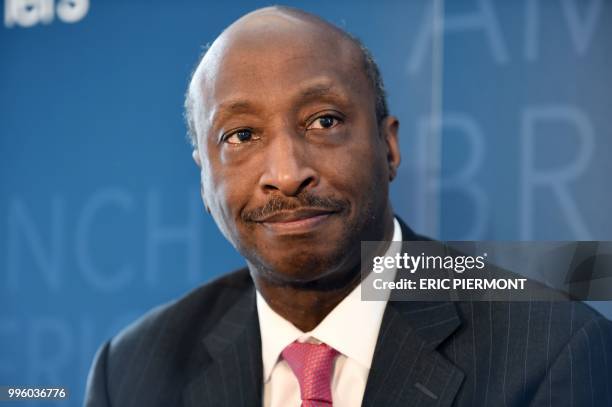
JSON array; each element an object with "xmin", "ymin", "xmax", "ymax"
[
  {"xmin": 193, "ymin": 8, "xmax": 362, "ymax": 96},
  {"xmin": 217, "ymin": 6, "xmax": 351, "ymax": 54}
]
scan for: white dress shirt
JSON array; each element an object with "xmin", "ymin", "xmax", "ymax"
[{"xmin": 256, "ymin": 218, "xmax": 402, "ymax": 407}]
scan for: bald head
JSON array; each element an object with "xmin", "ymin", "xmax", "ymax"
[{"xmin": 184, "ymin": 6, "xmax": 388, "ymax": 147}]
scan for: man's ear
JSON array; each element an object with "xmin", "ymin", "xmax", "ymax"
[
  {"xmin": 381, "ymin": 116, "xmax": 401, "ymax": 181},
  {"xmin": 192, "ymin": 149, "xmax": 211, "ymax": 214},
  {"xmin": 192, "ymin": 149, "xmax": 202, "ymax": 168}
]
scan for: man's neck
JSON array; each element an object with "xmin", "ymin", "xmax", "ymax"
[
  {"xmin": 252, "ymin": 213, "xmax": 396, "ymax": 332},
  {"xmin": 254, "ymin": 273, "xmax": 361, "ymax": 332}
]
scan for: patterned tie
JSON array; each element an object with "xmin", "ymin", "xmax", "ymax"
[{"xmin": 282, "ymin": 341, "xmax": 339, "ymax": 407}]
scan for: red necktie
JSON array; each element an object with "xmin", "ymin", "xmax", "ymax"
[{"xmin": 282, "ymin": 341, "xmax": 339, "ymax": 407}]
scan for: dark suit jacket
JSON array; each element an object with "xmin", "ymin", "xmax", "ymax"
[{"xmin": 85, "ymin": 220, "xmax": 612, "ymax": 406}]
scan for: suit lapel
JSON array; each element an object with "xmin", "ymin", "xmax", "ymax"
[
  {"xmin": 362, "ymin": 300, "xmax": 464, "ymax": 407},
  {"xmin": 362, "ymin": 217, "xmax": 465, "ymax": 406},
  {"xmin": 182, "ymin": 287, "xmax": 262, "ymax": 407}
]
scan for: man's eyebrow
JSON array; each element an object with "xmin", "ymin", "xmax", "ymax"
[
  {"xmin": 217, "ymin": 100, "xmax": 256, "ymax": 114},
  {"xmin": 211, "ymin": 99, "xmax": 258, "ymax": 126},
  {"xmin": 210, "ymin": 83, "xmax": 347, "ymax": 127},
  {"xmin": 298, "ymin": 83, "xmax": 345, "ymax": 101}
]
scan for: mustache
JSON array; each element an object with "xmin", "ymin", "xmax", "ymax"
[{"xmin": 241, "ymin": 192, "xmax": 349, "ymax": 223}]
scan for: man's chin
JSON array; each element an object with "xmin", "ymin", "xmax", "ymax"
[{"xmin": 248, "ymin": 248, "xmax": 360, "ymax": 289}]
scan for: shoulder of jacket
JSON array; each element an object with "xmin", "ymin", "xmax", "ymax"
[{"xmin": 107, "ymin": 267, "xmax": 252, "ymax": 363}]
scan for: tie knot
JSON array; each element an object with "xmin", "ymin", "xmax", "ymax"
[{"xmin": 282, "ymin": 341, "xmax": 339, "ymax": 404}]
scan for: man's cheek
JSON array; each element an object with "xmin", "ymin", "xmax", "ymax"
[{"xmin": 216, "ymin": 183, "xmax": 241, "ymax": 216}]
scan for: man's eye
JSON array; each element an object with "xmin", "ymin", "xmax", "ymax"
[
  {"xmin": 307, "ymin": 115, "xmax": 341, "ymax": 130},
  {"xmin": 225, "ymin": 129, "xmax": 257, "ymax": 144}
]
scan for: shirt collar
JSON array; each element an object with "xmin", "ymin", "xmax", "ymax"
[{"xmin": 256, "ymin": 218, "xmax": 402, "ymax": 382}]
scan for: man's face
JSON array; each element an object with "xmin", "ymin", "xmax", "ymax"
[{"xmin": 192, "ymin": 16, "xmax": 399, "ymax": 286}]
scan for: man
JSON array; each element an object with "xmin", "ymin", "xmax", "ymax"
[{"xmin": 85, "ymin": 6, "xmax": 612, "ymax": 407}]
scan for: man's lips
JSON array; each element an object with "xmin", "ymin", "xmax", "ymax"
[
  {"xmin": 254, "ymin": 208, "xmax": 338, "ymax": 233},
  {"xmin": 256, "ymin": 208, "xmax": 335, "ymax": 223}
]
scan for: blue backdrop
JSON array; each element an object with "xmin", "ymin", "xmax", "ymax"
[{"xmin": 1, "ymin": 0, "xmax": 611, "ymax": 405}]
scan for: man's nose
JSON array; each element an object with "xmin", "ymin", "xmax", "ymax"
[{"xmin": 258, "ymin": 132, "xmax": 318, "ymax": 196}]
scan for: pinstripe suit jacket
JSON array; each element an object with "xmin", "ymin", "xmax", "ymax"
[{"xmin": 85, "ymin": 220, "xmax": 612, "ymax": 406}]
